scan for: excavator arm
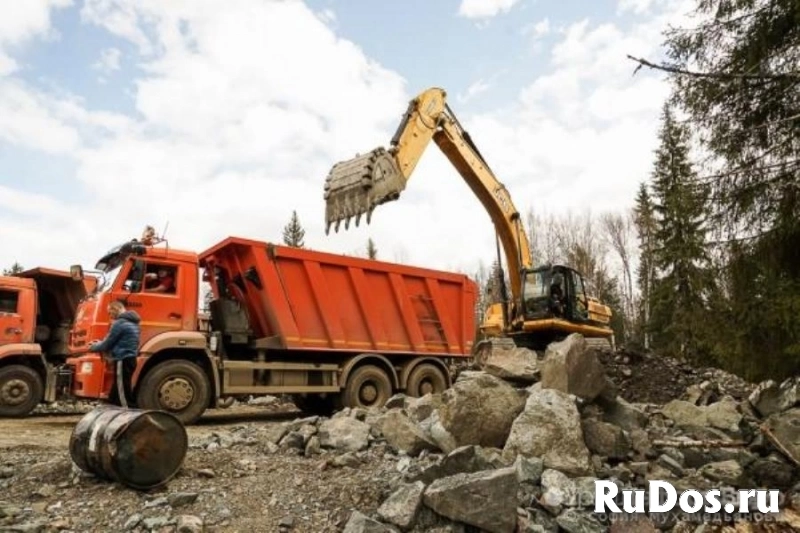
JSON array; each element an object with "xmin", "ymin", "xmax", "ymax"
[{"xmin": 323, "ymin": 87, "xmax": 531, "ymax": 301}]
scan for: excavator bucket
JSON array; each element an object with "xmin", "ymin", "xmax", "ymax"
[{"xmin": 323, "ymin": 147, "xmax": 406, "ymax": 234}]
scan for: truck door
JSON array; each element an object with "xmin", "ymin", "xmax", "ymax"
[
  {"xmin": 0, "ymin": 288, "xmax": 26, "ymax": 344},
  {"xmin": 114, "ymin": 259, "xmax": 184, "ymax": 346}
]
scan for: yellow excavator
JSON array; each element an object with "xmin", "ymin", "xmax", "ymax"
[{"xmin": 322, "ymin": 87, "xmax": 615, "ymax": 355}]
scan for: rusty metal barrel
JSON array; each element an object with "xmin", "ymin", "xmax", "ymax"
[{"xmin": 69, "ymin": 406, "xmax": 188, "ymax": 490}]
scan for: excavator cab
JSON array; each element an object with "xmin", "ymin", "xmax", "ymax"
[{"xmin": 522, "ymin": 265, "xmax": 595, "ymax": 321}]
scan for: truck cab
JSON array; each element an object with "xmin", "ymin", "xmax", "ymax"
[
  {"xmin": 0, "ymin": 268, "xmax": 95, "ymax": 416},
  {"xmin": 68, "ymin": 237, "xmax": 209, "ymax": 408}
]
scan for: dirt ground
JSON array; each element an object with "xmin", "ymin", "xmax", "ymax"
[
  {"xmin": 0, "ymin": 405, "xmax": 296, "ymax": 450},
  {"xmin": 0, "ymin": 403, "xmax": 402, "ymax": 533}
]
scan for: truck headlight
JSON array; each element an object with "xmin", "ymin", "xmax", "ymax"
[{"xmin": 80, "ymin": 362, "xmax": 93, "ymax": 374}]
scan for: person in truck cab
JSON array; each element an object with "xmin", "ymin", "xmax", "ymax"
[
  {"xmin": 144, "ymin": 267, "xmax": 175, "ymax": 293},
  {"xmin": 88, "ymin": 300, "xmax": 141, "ymax": 408}
]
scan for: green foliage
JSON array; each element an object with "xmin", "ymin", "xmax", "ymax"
[
  {"xmin": 366, "ymin": 238, "xmax": 377, "ymax": 259},
  {"xmin": 647, "ymin": 105, "xmax": 712, "ymax": 363},
  {"xmin": 2, "ymin": 262, "xmax": 23, "ymax": 276},
  {"xmin": 593, "ymin": 266, "xmax": 627, "ymax": 343},
  {"xmin": 282, "ymin": 210, "xmax": 305, "ymax": 248},
  {"xmin": 655, "ymin": 0, "xmax": 800, "ymax": 379},
  {"xmin": 633, "ymin": 182, "xmax": 656, "ymax": 348}
]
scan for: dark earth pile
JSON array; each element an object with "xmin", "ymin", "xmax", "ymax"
[{"xmin": 597, "ymin": 348, "xmax": 755, "ymax": 405}]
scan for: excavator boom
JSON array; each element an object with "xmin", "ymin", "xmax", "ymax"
[{"xmin": 324, "ymin": 87, "xmax": 531, "ymax": 300}]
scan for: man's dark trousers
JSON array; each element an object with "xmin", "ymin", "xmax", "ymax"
[{"xmin": 111, "ymin": 357, "xmax": 137, "ymax": 408}]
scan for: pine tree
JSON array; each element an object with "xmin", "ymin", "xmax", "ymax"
[
  {"xmin": 2, "ymin": 262, "xmax": 23, "ymax": 276},
  {"xmin": 633, "ymin": 182, "xmax": 656, "ymax": 349},
  {"xmin": 648, "ymin": 105, "xmax": 710, "ymax": 362},
  {"xmin": 282, "ymin": 210, "xmax": 305, "ymax": 248},
  {"xmin": 366, "ymin": 238, "xmax": 377, "ymax": 259}
]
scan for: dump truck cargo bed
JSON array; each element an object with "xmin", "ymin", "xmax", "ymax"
[{"xmin": 199, "ymin": 237, "xmax": 477, "ymax": 357}]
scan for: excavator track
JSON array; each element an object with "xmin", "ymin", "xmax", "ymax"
[{"xmin": 323, "ymin": 147, "xmax": 407, "ymax": 234}]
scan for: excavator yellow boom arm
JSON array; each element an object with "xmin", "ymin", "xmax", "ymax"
[{"xmin": 323, "ymin": 87, "xmax": 532, "ymax": 300}]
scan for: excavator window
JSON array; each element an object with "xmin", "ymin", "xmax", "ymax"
[
  {"xmin": 522, "ymin": 271, "xmax": 547, "ymax": 301},
  {"xmin": 570, "ymin": 271, "xmax": 589, "ymax": 320},
  {"xmin": 0, "ymin": 290, "xmax": 18, "ymax": 314}
]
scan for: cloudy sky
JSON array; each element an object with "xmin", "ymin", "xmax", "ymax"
[{"xmin": 0, "ymin": 0, "xmax": 696, "ymax": 277}]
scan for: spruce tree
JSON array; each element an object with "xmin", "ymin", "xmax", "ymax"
[
  {"xmin": 366, "ymin": 238, "xmax": 377, "ymax": 259},
  {"xmin": 633, "ymin": 182, "xmax": 656, "ymax": 349},
  {"xmin": 3, "ymin": 262, "xmax": 23, "ymax": 276},
  {"xmin": 648, "ymin": 105, "xmax": 710, "ymax": 362},
  {"xmin": 282, "ymin": 210, "xmax": 305, "ymax": 248}
]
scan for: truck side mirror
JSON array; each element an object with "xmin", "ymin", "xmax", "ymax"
[{"xmin": 70, "ymin": 265, "xmax": 84, "ymax": 281}]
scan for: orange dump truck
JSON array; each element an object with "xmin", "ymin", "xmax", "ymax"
[
  {"xmin": 66, "ymin": 234, "xmax": 477, "ymax": 424},
  {"xmin": 0, "ymin": 268, "xmax": 96, "ymax": 416}
]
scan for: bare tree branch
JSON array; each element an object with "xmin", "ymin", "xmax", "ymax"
[{"xmin": 627, "ymin": 55, "xmax": 800, "ymax": 81}]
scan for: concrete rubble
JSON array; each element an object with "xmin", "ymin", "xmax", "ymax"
[{"xmin": 5, "ymin": 333, "xmax": 800, "ymax": 532}]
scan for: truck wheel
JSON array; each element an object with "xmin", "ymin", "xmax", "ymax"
[
  {"xmin": 406, "ymin": 363, "xmax": 448, "ymax": 397},
  {"xmin": 136, "ymin": 360, "xmax": 211, "ymax": 425},
  {"xmin": 0, "ymin": 365, "xmax": 43, "ymax": 417},
  {"xmin": 343, "ymin": 365, "xmax": 392, "ymax": 409}
]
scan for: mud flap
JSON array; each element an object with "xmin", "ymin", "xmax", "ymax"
[{"xmin": 323, "ymin": 147, "xmax": 405, "ymax": 233}]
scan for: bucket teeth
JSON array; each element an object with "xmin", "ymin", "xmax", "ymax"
[{"xmin": 322, "ymin": 147, "xmax": 406, "ymax": 234}]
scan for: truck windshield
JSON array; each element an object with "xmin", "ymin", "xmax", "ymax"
[{"xmin": 97, "ymin": 264, "xmax": 122, "ymax": 292}]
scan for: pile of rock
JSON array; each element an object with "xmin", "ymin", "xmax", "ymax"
[
  {"xmin": 332, "ymin": 334, "xmax": 800, "ymax": 532},
  {"xmin": 597, "ymin": 348, "xmax": 754, "ymax": 405}
]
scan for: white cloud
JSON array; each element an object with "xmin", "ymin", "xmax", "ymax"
[
  {"xmin": 0, "ymin": 0, "xmax": 415, "ymax": 272},
  {"xmin": 458, "ymin": 0, "xmax": 520, "ymax": 20},
  {"xmin": 458, "ymin": 78, "xmax": 492, "ymax": 103},
  {"xmin": 0, "ymin": 0, "xmax": 72, "ymax": 75},
  {"xmin": 92, "ymin": 47, "xmax": 121, "ymax": 74},
  {"xmin": 523, "ymin": 17, "xmax": 551, "ymax": 40},
  {"xmin": 316, "ymin": 8, "xmax": 336, "ymax": 26},
  {"xmin": 0, "ymin": 81, "xmax": 81, "ymax": 153}
]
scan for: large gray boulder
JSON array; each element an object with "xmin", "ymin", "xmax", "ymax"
[
  {"xmin": 749, "ymin": 378, "xmax": 800, "ymax": 418},
  {"xmin": 317, "ymin": 417, "xmax": 371, "ymax": 452},
  {"xmin": 763, "ymin": 408, "xmax": 800, "ymax": 465},
  {"xmin": 343, "ymin": 511, "xmax": 399, "ymax": 533},
  {"xmin": 429, "ymin": 372, "xmax": 526, "ymax": 453},
  {"xmin": 482, "ymin": 347, "xmax": 540, "ymax": 384},
  {"xmin": 581, "ymin": 418, "xmax": 631, "ymax": 460},
  {"xmin": 422, "ymin": 467, "xmax": 519, "ymax": 533},
  {"xmin": 377, "ymin": 482, "xmax": 425, "ymax": 531},
  {"xmin": 379, "ymin": 410, "xmax": 439, "ymax": 456},
  {"xmin": 661, "ymin": 399, "xmax": 743, "ymax": 435},
  {"xmin": 540, "ymin": 334, "xmax": 607, "ymax": 401},
  {"xmin": 503, "ymin": 384, "xmax": 593, "ymax": 476}
]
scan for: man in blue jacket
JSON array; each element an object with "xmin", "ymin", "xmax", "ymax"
[{"xmin": 88, "ymin": 300, "xmax": 141, "ymax": 408}]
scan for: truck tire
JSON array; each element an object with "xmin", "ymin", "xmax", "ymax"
[
  {"xmin": 342, "ymin": 364, "xmax": 392, "ymax": 409},
  {"xmin": 136, "ymin": 360, "xmax": 211, "ymax": 425},
  {"xmin": 0, "ymin": 364, "xmax": 43, "ymax": 418},
  {"xmin": 406, "ymin": 363, "xmax": 448, "ymax": 398}
]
